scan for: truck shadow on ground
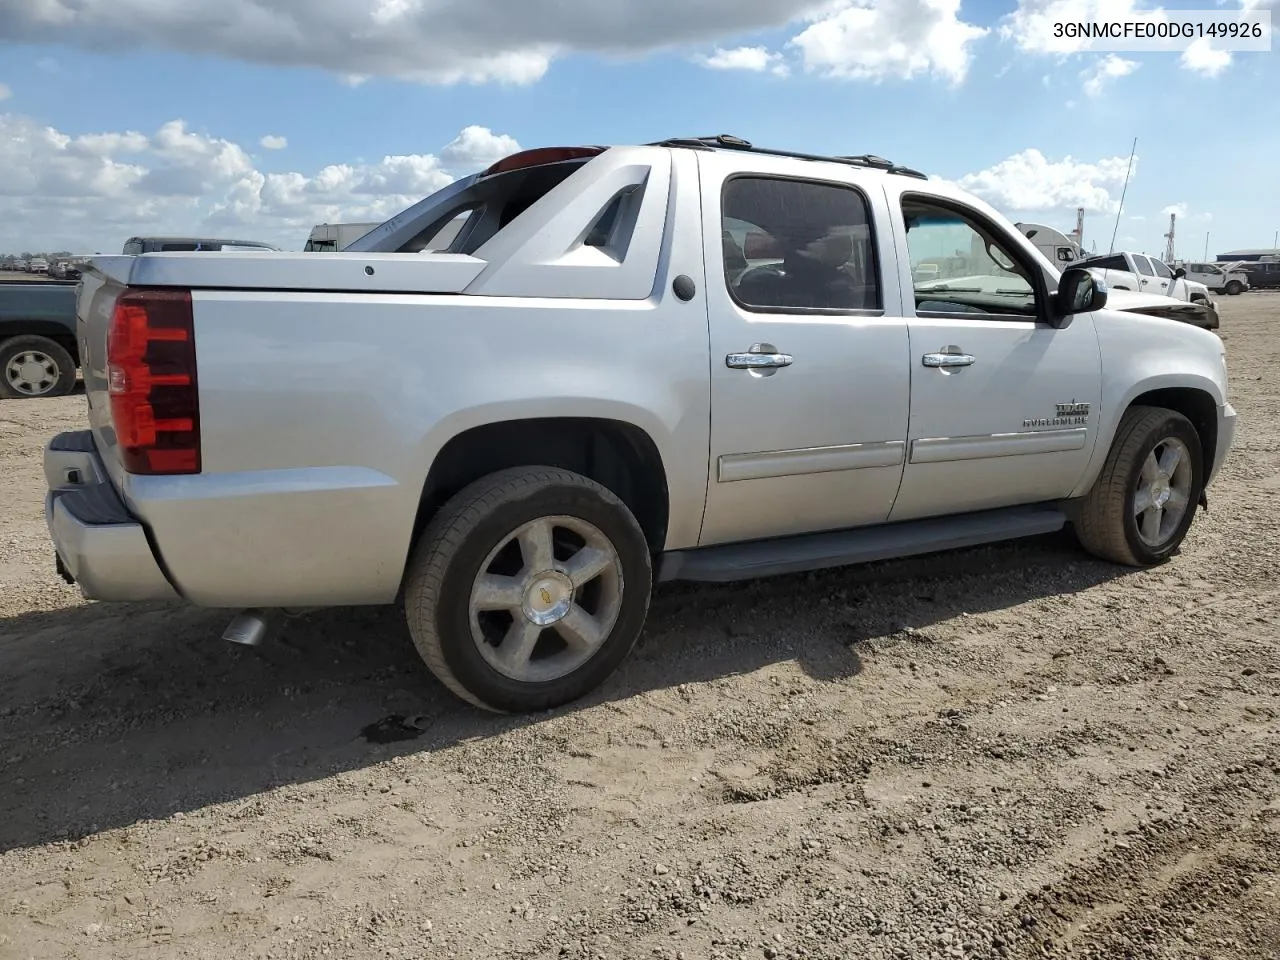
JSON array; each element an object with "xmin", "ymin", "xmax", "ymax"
[{"xmin": 0, "ymin": 529, "xmax": 1130, "ymax": 853}]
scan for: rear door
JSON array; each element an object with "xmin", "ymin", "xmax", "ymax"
[{"xmin": 698, "ymin": 152, "xmax": 911, "ymax": 546}]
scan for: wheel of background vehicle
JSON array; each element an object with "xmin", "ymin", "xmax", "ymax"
[
  {"xmin": 1074, "ymin": 405, "xmax": 1204, "ymax": 567},
  {"xmin": 0, "ymin": 335, "xmax": 77, "ymax": 399},
  {"xmin": 403, "ymin": 466, "xmax": 653, "ymax": 713},
  {"xmin": 1225, "ymin": 280, "xmax": 1244, "ymax": 296}
]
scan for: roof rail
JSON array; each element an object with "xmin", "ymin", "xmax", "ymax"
[{"xmin": 648, "ymin": 134, "xmax": 928, "ymax": 180}]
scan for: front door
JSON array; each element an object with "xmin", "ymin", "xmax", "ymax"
[
  {"xmin": 885, "ymin": 191, "xmax": 1103, "ymax": 522},
  {"xmin": 697, "ymin": 154, "xmax": 912, "ymax": 546}
]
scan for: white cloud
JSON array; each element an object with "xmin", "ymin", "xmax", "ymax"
[
  {"xmin": 0, "ymin": 0, "xmax": 827, "ymax": 87},
  {"xmin": 789, "ymin": 0, "xmax": 989, "ymax": 85},
  {"xmin": 945, "ymin": 148, "xmax": 1138, "ymax": 216},
  {"xmin": 1081, "ymin": 54, "xmax": 1138, "ymax": 96},
  {"xmin": 1161, "ymin": 203, "xmax": 1188, "ymax": 218},
  {"xmin": 0, "ymin": 113, "xmax": 520, "ymax": 253},
  {"xmin": 698, "ymin": 45, "xmax": 789, "ymax": 76},
  {"xmin": 0, "ymin": 82, "xmax": 10, "ymax": 100},
  {"xmin": 439, "ymin": 125, "xmax": 521, "ymax": 169},
  {"xmin": 260, "ymin": 134, "xmax": 288, "ymax": 150},
  {"xmin": 1180, "ymin": 37, "xmax": 1232, "ymax": 76},
  {"xmin": 1129, "ymin": 214, "xmax": 1145, "ymax": 221}
]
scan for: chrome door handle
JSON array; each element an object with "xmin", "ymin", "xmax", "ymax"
[
  {"xmin": 726, "ymin": 351, "xmax": 793, "ymax": 369},
  {"xmin": 922, "ymin": 352, "xmax": 975, "ymax": 368}
]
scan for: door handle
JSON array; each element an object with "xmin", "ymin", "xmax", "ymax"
[
  {"xmin": 922, "ymin": 352, "xmax": 975, "ymax": 368},
  {"xmin": 726, "ymin": 351, "xmax": 793, "ymax": 369}
]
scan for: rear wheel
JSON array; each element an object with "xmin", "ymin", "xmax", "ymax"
[
  {"xmin": 1074, "ymin": 406, "xmax": 1204, "ymax": 567},
  {"xmin": 0, "ymin": 335, "xmax": 77, "ymax": 399},
  {"xmin": 403, "ymin": 466, "xmax": 653, "ymax": 713}
]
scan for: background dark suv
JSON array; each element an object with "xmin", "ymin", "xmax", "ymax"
[{"xmin": 1243, "ymin": 261, "xmax": 1280, "ymax": 290}]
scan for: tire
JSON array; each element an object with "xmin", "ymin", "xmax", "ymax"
[
  {"xmin": 1074, "ymin": 405, "xmax": 1204, "ymax": 567},
  {"xmin": 0, "ymin": 335, "xmax": 77, "ymax": 399},
  {"xmin": 403, "ymin": 466, "xmax": 653, "ymax": 713},
  {"xmin": 1225, "ymin": 280, "xmax": 1243, "ymax": 296}
]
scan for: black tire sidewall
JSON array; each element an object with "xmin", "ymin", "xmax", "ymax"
[
  {"xmin": 1226, "ymin": 281, "xmax": 1242, "ymax": 295},
  {"xmin": 1120, "ymin": 414, "xmax": 1204, "ymax": 565},
  {"xmin": 0, "ymin": 336, "xmax": 77, "ymax": 399},
  {"xmin": 432, "ymin": 482, "xmax": 652, "ymax": 712}
]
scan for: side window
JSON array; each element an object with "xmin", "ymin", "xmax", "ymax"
[
  {"xmin": 721, "ymin": 176, "xmax": 881, "ymax": 312},
  {"xmin": 123, "ymin": 240, "xmax": 142, "ymax": 255},
  {"xmin": 1133, "ymin": 256, "xmax": 1155, "ymax": 276},
  {"xmin": 1151, "ymin": 258, "xmax": 1173, "ymax": 279},
  {"xmin": 900, "ymin": 196, "xmax": 1038, "ymax": 319},
  {"xmin": 1090, "ymin": 254, "xmax": 1127, "ymax": 271}
]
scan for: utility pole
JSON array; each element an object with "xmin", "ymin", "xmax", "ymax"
[
  {"xmin": 1163, "ymin": 213, "xmax": 1176, "ymax": 263},
  {"xmin": 1204, "ymin": 232, "xmax": 1209, "ymax": 260}
]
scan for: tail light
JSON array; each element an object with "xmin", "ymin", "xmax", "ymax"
[{"xmin": 107, "ymin": 288, "xmax": 200, "ymax": 474}]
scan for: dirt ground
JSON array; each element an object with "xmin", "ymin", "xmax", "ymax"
[{"xmin": 1, "ymin": 296, "xmax": 1277, "ymax": 960}]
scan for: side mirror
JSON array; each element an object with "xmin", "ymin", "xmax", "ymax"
[
  {"xmin": 1174, "ymin": 267, "xmax": 1186, "ymax": 279},
  {"xmin": 1056, "ymin": 266, "xmax": 1107, "ymax": 322}
]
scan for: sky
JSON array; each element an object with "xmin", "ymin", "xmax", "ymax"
[{"xmin": 0, "ymin": 0, "xmax": 1277, "ymax": 258}]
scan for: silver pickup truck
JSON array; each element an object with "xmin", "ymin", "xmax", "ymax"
[{"xmin": 44, "ymin": 135, "xmax": 1236, "ymax": 713}]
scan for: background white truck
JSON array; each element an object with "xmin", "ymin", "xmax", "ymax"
[
  {"xmin": 45, "ymin": 135, "xmax": 1236, "ymax": 713},
  {"xmin": 303, "ymin": 222, "xmax": 382, "ymax": 252},
  {"xmin": 1076, "ymin": 250, "xmax": 1211, "ymax": 303},
  {"xmin": 1175, "ymin": 260, "xmax": 1250, "ymax": 296}
]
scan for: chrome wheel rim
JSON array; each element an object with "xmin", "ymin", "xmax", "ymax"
[
  {"xmin": 1134, "ymin": 437, "xmax": 1193, "ymax": 548},
  {"xmin": 5, "ymin": 350, "xmax": 59, "ymax": 396},
  {"xmin": 468, "ymin": 515, "xmax": 624, "ymax": 683}
]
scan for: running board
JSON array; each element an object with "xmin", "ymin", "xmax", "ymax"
[{"xmin": 656, "ymin": 504, "xmax": 1068, "ymax": 584}]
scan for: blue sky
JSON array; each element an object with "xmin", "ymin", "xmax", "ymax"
[{"xmin": 1, "ymin": 0, "xmax": 1276, "ymax": 256}]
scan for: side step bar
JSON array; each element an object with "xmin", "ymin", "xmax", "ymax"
[{"xmin": 656, "ymin": 504, "xmax": 1068, "ymax": 584}]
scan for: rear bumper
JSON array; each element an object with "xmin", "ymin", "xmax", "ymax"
[
  {"xmin": 1208, "ymin": 402, "xmax": 1237, "ymax": 488},
  {"xmin": 44, "ymin": 430, "xmax": 180, "ymax": 602}
]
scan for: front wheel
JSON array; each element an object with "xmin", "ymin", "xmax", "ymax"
[
  {"xmin": 1074, "ymin": 406, "xmax": 1204, "ymax": 567},
  {"xmin": 1225, "ymin": 280, "xmax": 1243, "ymax": 296},
  {"xmin": 403, "ymin": 466, "xmax": 653, "ymax": 713}
]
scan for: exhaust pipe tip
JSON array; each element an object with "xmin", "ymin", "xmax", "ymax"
[{"xmin": 222, "ymin": 609, "xmax": 275, "ymax": 647}]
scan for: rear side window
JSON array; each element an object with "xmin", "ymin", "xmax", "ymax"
[
  {"xmin": 721, "ymin": 176, "xmax": 881, "ymax": 312},
  {"xmin": 1086, "ymin": 254, "xmax": 1127, "ymax": 271}
]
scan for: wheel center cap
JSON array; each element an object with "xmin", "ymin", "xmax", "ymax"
[
  {"xmin": 17, "ymin": 360, "xmax": 46, "ymax": 385},
  {"xmin": 522, "ymin": 570, "xmax": 573, "ymax": 626},
  {"xmin": 1150, "ymin": 478, "xmax": 1171, "ymax": 507}
]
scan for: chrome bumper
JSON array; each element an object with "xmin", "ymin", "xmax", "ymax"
[{"xmin": 44, "ymin": 430, "xmax": 180, "ymax": 602}]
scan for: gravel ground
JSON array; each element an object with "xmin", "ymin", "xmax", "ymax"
[{"xmin": 1, "ymin": 295, "xmax": 1277, "ymax": 960}]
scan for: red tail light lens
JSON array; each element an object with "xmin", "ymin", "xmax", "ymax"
[{"xmin": 107, "ymin": 288, "xmax": 200, "ymax": 475}]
